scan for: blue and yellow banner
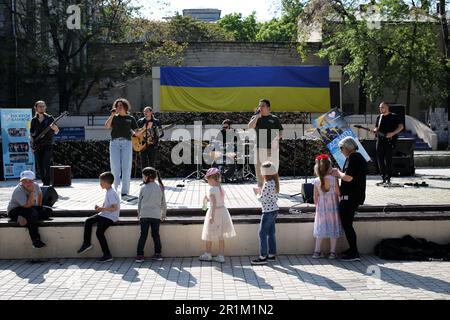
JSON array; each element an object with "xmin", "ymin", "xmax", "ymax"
[
  {"xmin": 0, "ymin": 108, "xmax": 35, "ymax": 179},
  {"xmin": 160, "ymin": 66, "xmax": 330, "ymax": 112}
]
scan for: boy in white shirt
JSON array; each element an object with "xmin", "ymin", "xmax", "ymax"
[{"xmin": 77, "ymin": 172, "xmax": 120, "ymax": 262}]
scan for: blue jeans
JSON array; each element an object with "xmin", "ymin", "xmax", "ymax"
[
  {"xmin": 109, "ymin": 138, "xmax": 133, "ymax": 194},
  {"xmin": 259, "ymin": 210, "xmax": 278, "ymax": 257}
]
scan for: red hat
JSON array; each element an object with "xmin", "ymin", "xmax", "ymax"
[{"xmin": 315, "ymin": 154, "xmax": 329, "ymax": 161}]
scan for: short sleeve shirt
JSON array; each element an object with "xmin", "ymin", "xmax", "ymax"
[
  {"xmin": 137, "ymin": 117, "xmax": 162, "ymax": 145},
  {"xmin": 255, "ymin": 114, "xmax": 283, "ymax": 149},
  {"xmin": 7, "ymin": 182, "xmax": 42, "ymax": 213},
  {"xmin": 98, "ymin": 188, "xmax": 121, "ymax": 222},
  {"xmin": 375, "ymin": 113, "xmax": 401, "ymax": 140},
  {"xmin": 259, "ymin": 179, "xmax": 279, "ymax": 213},
  {"xmin": 111, "ymin": 115, "xmax": 138, "ymax": 140}
]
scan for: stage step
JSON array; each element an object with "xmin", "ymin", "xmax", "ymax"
[
  {"xmin": 1, "ymin": 211, "xmax": 450, "ymax": 259},
  {"xmin": 399, "ymin": 130, "xmax": 432, "ymax": 151}
]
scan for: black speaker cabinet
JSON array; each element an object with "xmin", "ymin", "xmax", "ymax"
[
  {"xmin": 50, "ymin": 165, "xmax": 72, "ymax": 187},
  {"xmin": 302, "ymin": 183, "xmax": 314, "ymax": 204},
  {"xmin": 392, "ymin": 156, "xmax": 415, "ymax": 176},
  {"xmin": 41, "ymin": 186, "xmax": 58, "ymax": 207}
]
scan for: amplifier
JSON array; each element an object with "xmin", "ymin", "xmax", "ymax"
[
  {"xmin": 392, "ymin": 156, "xmax": 415, "ymax": 176},
  {"xmin": 50, "ymin": 165, "xmax": 72, "ymax": 186},
  {"xmin": 302, "ymin": 183, "xmax": 314, "ymax": 204}
]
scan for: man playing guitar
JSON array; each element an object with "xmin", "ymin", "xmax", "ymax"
[
  {"xmin": 136, "ymin": 106, "xmax": 164, "ymax": 170},
  {"xmin": 374, "ymin": 102, "xmax": 404, "ymax": 186},
  {"xmin": 30, "ymin": 100, "xmax": 59, "ymax": 186}
]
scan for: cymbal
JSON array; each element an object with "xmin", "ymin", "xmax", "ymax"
[{"xmin": 208, "ymin": 151, "xmax": 223, "ymax": 160}]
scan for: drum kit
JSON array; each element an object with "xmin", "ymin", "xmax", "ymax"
[{"xmin": 183, "ymin": 136, "xmax": 256, "ymax": 183}]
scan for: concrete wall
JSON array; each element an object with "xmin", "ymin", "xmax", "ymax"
[{"xmin": 1, "ymin": 220, "xmax": 450, "ymax": 259}]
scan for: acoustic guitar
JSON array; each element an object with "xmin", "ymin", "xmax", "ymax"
[{"xmin": 132, "ymin": 123, "xmax": 175, "ymax": 152}]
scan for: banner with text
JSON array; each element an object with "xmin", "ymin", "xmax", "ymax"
[
  {"xmin": 0, "ymin": 108, "xmax": 34, "ymax": 179},
  {"xmin": 313, "ymin": 108, "xmax": 370, "ymax": 169}
]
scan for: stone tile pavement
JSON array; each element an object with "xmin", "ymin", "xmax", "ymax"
[{"xmin": 0, "ymin": 255, "xmax": 449, "ymax": 300}]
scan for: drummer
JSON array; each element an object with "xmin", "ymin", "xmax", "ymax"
[{"xmin": 213, "ymin": 119, "xmax": 238, "ymax": 182}]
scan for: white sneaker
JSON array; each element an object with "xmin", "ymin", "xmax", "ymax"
[
  {"xmin": 214, "ymin": 255, "xmax": 225, "ymax": 263},
  {"xmin": 199, "ymin": 252, "xmax": 212, "ymax": 261}
]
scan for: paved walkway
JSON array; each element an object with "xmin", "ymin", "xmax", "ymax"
[
  {"xmin": 1, "ymin": 168, "xmax": 449, "ymax": 212},
  {"xmin": 0, "ymin": 255, "xmax": 449, "ymax": 300}
]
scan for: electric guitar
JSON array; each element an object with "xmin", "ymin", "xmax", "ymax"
[
  {"xmin": 354, "ymin": 125, "xmax": 397, "ymax": 146},
  {"xmin": 132, "ymin": 123, "xmax": 175, "ymax": 152},
  {"xmin": 31, "ymin": 111, "xmax": 69, "ymax": 152}
]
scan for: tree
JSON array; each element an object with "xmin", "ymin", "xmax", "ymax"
[
  {"xmin": 253, "ymin": 1, "xmax": 305, "ymax": 41},
  {"xmin": 123, "ymin": 40, "xmax": 188, "ymax": 77},
  {"xmin": 121, "ymin": 14, "xmax": 234, "ymax": 78},
  {"xmin": 218, "ymin": 12, "xmax": 260, "ymax": 41},
  {"xmin": 256, "ymin": 16, "xmax": 299, "ymax": 41},
  {"xmin": 300, "ymin": 0, "xmax": 448, "ymax": 114},
  {"xmin": 9, "ymin": 0, "xmax": 138, "ymax": 114},
  {"xmin": 168, "ymin": 14, "xmax": 234, "ymax": 42}
]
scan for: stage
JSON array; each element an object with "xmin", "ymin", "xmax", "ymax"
[{"xmin": 1, "ymin": 168, "xmax": 449, "ymax": 214}]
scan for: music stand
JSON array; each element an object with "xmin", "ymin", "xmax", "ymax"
[{"xmin": 241, "ymin": 138, "xmax": 256, "ymax": 180}]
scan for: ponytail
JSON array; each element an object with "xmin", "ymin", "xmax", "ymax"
[
  {"xmin": 156, "ymin": 169, "xmax": 164, "ymax": 191},
  {"xmin": 142, "ymin": 166, "xmax": 164, "ymax": 190}
]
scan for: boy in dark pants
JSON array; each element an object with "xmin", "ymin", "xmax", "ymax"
[{"xmin": 77, "ymin": 172, "xmax": 120, "ymax": 262}]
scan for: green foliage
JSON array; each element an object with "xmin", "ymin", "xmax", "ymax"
[
  {"xmin": 218, "ymin": 12, "xmax": 260, "ymax": 41},
  {"xmin": 314, "ymin": 0, "xmax": 448, "ymax": 107},
  {"xmin": 256, "ymin": 16, "xmax": 298, "ymax": 41},
  {"xmin": 123, "ymin": 40, "xmax": 187, "ymax": 77},
  {"xmin": 168, "ymin": 14, "xmax": 234, "ymax": 42}
]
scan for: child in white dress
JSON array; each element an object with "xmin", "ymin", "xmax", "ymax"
[{"xmin": 199, "ymin": 167, "xmax": 236, "ymax": 263}]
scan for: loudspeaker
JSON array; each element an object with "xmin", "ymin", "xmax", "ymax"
[
  {"xmin": 41, "ymin": 186, "xmax": 58, "ymax": 207},
  {"xmin": 392, "ymin": 156, "xmax": 415, "ymax": 176},
  {"xmin": 50, "ymin": 165, "xmax": 72, "ymax": 187},
  {"xmin": 394, "ymin": 138, "xmax": 414, "ymax": 157},
  {"xmin": 302, "ymin": 183, "xmax": 314, "ymax": 204}
]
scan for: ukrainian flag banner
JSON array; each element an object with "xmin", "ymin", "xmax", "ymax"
[{"xmin": 160, "ymin": 66, "xmax": 330, "ymax": 112}]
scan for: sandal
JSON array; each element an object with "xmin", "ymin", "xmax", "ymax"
[{"xmin": 312, "ymin": 252, "xmax": 322, "ymax": 259}]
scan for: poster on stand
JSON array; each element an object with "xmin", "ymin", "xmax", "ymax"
[
  {"xmin": 313, "ymin": 108, "xmax": 371, "ymax": 169},
  {"xmin": 0, "ymin": 108, "xmax": 34, "ymax": 179}
]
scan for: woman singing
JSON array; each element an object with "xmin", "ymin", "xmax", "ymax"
[{"xmin": 105, "ymin": 98, "xmax": 138, "ymax": 197}]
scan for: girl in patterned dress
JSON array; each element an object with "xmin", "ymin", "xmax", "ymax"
[
  {"xmin": 199, "ymin": 168, "xmax": 236, "ymax": 263},
  {"xmin": 312, "ymin": 154, "xmax": 344, "ymax": 259}
]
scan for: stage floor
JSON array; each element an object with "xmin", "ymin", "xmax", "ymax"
[{"xmin": 1, "ymin": 168, "xmax": 449, "ymax": 213}]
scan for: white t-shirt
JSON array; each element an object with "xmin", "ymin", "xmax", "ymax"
[{"xmin": 98, "ymin": 188, "xmax": 120, "ymax": 222}]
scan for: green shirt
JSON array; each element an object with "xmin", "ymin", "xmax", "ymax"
[
  {"xmin": 255, "ymin": 114, "xmax": 283, "ymax": 149},
  {"xmin": 110, "ymin": 115, "xmax": 138, "ymax": 140}
]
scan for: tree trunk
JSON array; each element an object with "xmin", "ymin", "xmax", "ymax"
[
  {"xmin": 406, "ymin": 22, "xmax": 418, "ymax": 115},
  {"xmin": 358, "ymin": 64, "xmax": 368, "ymax": 114},
  {"xmin": 439, "ymin": 0, "xmax": 449, "ymax": 111},
  {"xmin": 58, "ymin": 57, "xmax": 70, "ymax": 113}
]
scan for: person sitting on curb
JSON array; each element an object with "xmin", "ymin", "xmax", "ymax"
[{"xmin": 7, "ymin": 170, "xmax": 52, "ymax": 249}]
